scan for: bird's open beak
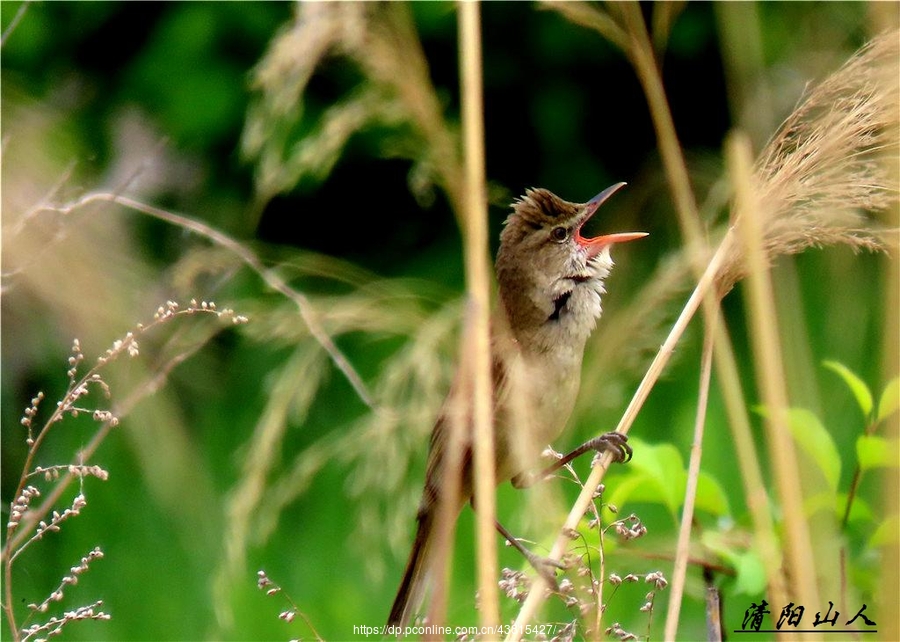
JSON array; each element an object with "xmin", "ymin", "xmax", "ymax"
[{"xmin": 576, "ymin": 182, "xmax": 648, "ymax": 255}]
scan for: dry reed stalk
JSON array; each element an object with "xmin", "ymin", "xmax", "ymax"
[
  {"xmin": 881, "ymin": 307, "xmax": 900, "ymax": 642},
  {"xmin": 709, "ymin": 313, "xmax": 790, "ymax": 614},
  {"xmin": 605, "ymin": 7, "xmax": 731, "ymax": 636},
  {"xmin": 239, "ymin": 6, "xmax": 479, "ymax": 628},
  {"xmin": 663, "ymin": 307, "xmax": 717, "ymax": 640},
  {"xmin": 730, "ymin": 129, "xmax": 821, "ymax": 622},
  {"xmin": 880, "ymin": 161, "xmax": 899, "ymax": 642},
  {"xmin": 458, "ymin": 0, "xmax": 500, "ymax": 632}
]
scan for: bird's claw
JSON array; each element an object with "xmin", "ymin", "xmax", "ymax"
[
  {"xmin": 588, "ymin": 431, "xmax": 632, "ymax": 463},
  {"xmin": 523, "ymin": 550, "xmax": 564, "ymax": 591}
]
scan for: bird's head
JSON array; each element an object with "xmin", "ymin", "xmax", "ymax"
[{"xmin": 496, "ymin": 183, "xmax": 646, "ymax": 352}]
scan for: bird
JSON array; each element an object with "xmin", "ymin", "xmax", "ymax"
[{"xmin": 387, "ymin": 182, "xmax": 647, "ymax": 627}]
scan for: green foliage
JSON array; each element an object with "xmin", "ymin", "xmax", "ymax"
[
  {"xmin": 823, "ymin": 360, "xmax": 874, "ymax": 419},
  {"xmin": 606, "ymin": 437, "xmax": 731, "ymax": 519},
  {"xmin": 857, "ymin": 435, "xmax": 896, "ymax": 471},
  {"xmin": 701, "ymin": 531, "xmax": 767, "ymax": 596},
  {"xmin": 869, "ymin": 515, "xmax": 900, "ymax": 548},
  {"xmin": 750, "ymin": 362, "xmax": 899, "ymax": 523},
  {"xmin": 876, "ymin": 376, "xmax": 899, "ymax": 423},
  {"xmin": 692, "ymin": 360, "xmax": 897, "ymax": 623},
  {"xmin": 786, "ymin": 407, "xmax": 841, "ymax": 494}
]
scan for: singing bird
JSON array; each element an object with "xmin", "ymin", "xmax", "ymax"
[{"xmin": 388, "ymin": 183, "xmax": 646, "ymax": 626}]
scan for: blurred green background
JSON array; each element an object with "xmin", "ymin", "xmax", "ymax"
[{"xmin": 2, "ymin": 2, "xmax": 897, "ymax": 641}]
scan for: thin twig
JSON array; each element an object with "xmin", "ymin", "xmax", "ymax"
[
  {"xmin": 40, "ymin": 193, "xmax": 374, "ymax": 408},
  {"xmin": 0, "ymin": 0, "xmax": 30, "ymax": 47},
  {"xmin": 3, "ymin": 311, "xmax": 229, "ymax": 558},
  {"xmin": 3, "ymin": 305, "xmax": 240, "ymax": 640},
  {"xmin": 710, "ymin": 314, "xmax": 790, "ymax": 613},
  {"xmin": 663, "ymin": 305, "xmax": 717, "ymax": 639}
]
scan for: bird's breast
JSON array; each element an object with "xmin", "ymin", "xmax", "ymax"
[{"xmin": 493, "ymin": 346, "xmax": 583, "ymax": 482}]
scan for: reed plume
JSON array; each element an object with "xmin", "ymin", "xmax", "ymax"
[{"xmin": 716, "ymin": 29, "xmax": 898, "ymax": 293}]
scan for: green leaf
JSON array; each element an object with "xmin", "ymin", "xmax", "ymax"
[
  {"xmin": 604, "ymin": 438, "xmax": 687, "ymax": 518},
  {"xmin": 630, "ymin": 441, "xmax": 686, "ymax": 517},
  {"xmin": 733, "ymin": 551, "xmax": 768, "ymax": 596},
  {"xmin": 868, "ymin": 515, "xmax": 900, "ymax": 548},
  {"xmin": 856, "ymin": 435, "xmax": 899, "ymax": 471},
  {"xmin": 695, "ymin": 472, "xmax": 731, "ymax": 517},
  {"xmin": 605, "ymin": 471, "xmax": 658, "ymax": 511},
  {"xmin": 876, "ymin": 376, "xmax": 899, "ymax": 423},
  {"xmin": 604, "ymin": 440, "xmax": 732, "ymax": 518},
  {"xmin": 823, "ymin": 360, "xmax": 873, "ymax": 419},
  {"xmin": 804, "ymin": 489, "xmax": 842, "ymax": 520},
  {"xmin": 699, "ymin": 530, "xmax": 741, "ymax": 569},
  {"xmin": 785, "ymin": 408, "xmax": 841, "ymax": 493},
  {"xmin": 836, "ymin": 492, "xmax": 874, "ymax": 524}
]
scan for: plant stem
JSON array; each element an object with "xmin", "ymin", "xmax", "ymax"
[
  {"xmin": 458, "ymin": 0, "xmax": 500, "ymax": 632},
  {"xmin": 728, "ymin": 131, "xmax": 820, "ymax": 614},
  {"xmin": 663, "ymin": 305, "xmax": 717, "ymax": 639}
]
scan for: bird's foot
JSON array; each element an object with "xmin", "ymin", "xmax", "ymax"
[
  {"xmin": 586, "ymin": 431, "xmax": 632, "ymax": 464},
  {"xmin": 518, "ymin": 546, "xmax": 564, "ymax": 591}
]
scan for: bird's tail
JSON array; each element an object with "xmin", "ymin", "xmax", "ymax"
[{"xmin": 387, "ymin": 508, "xmax": 435, "ymax": 629}]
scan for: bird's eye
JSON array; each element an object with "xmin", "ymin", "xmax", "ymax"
[{"xmin": 550, "ymin": 226, "xmax": 568, "ymax": 242}]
